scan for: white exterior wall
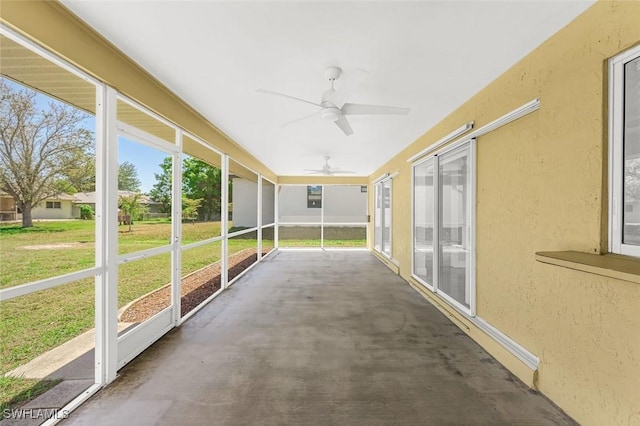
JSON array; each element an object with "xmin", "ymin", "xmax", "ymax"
[
  {"xmin": 278, "ymin": 185, "xmax": 368, "ymax": 223},
  {"xmin": 323, "ymin": 185, "xmax": 368, "ymax": 223},
  {"xmin": 278, "ymin": 186, "xmax": 321, "ymax": 223},
  {"xmin": 262, "ymin": 181, "xmax": 275, "ymax": 225},
  {"xmin": 231, "ymin": 178, "xmax": 258, "ymax": 228},
  {"xmin": 31, "ymin": 200, "xmax": 75, "ymax": 220}
]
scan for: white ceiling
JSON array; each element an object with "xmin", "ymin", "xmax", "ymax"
[{"xmin": 61, "ymin": 0, "xmax": 594, "ymax": 176}]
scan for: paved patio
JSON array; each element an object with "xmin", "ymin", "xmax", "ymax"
[{"xmin": 62, "ymin": 250, "xmax": 575, "ymax": 425}]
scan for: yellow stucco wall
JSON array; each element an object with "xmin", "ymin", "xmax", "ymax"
[{"xmin": 369, "ymin": 2, "xmax": 640, "ymax": 424}]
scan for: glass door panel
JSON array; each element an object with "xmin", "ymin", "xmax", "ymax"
[
  {"xmin": 374, "ymin": 184, "xmax": 382, "ymax": 251},
  {"xmin": 438, "ymin": 145, "xmax": 471, "ymax": 308},
  {"xmin": 382, "ymin": 179, "xmax": 392, "ymax": 256},
  {"xmin": 414, "ymin": 159, "xmax": 435, "ymax": 286}
]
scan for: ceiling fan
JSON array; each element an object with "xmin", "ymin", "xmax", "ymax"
[
  {"xmin": 304, "ymin": 156, "xmax": 355, "ymax": 175},
  {"xmin": 257, "ymin": 66, "xmax": 410, "ymax": 136}
]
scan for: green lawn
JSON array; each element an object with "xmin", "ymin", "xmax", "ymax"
[
  {"xmin": 0, "ymin": 219, "xmax": 363, "ymax": 410},
  {"xmin": 0, "ymin": 221, "xmax": 96, "ymax": 288},
  {"xmin": 0, "ymin": 219, "xmax": 252, "ymax": 412}
]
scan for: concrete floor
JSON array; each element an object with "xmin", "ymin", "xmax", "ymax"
[{"xmin": 63, "ymin": 251, "xmax": 575, "ymax": 425}]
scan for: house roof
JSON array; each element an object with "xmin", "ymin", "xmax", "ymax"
[
  {"xmin": 0, "ymin": 191, "xmax": 78, "ymax": 201},
  {"xmin": 50, "ymin": 193, "xmax": 78, "ymax": 201},
  {"xmin": 75, "ymin": 191, "xmax": 160, "ymax": 206},
  {"xmin": 74, "ymin": 192, "xmax": 96, "ymax": 204}
]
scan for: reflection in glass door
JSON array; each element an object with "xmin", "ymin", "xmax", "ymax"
[
  {"xmin": 438, "ymin": 145, "xmax": 472, "ymax": 309},
  {"xmin": 413, "ymin": 158, "xmax": 435, "ymax": 287}
]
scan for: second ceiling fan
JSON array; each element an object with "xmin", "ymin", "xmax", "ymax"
[{"xmin": 258, "ymin": 66, "xmax": 410, "ymax": 136}]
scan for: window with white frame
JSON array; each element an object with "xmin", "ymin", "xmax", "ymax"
[
  {"xmin": 412, "ymin": 139, "xmax": 476, "ymax": 315},
  {"xmin": 609, "ymin": 45, "xmax": 640, "ymax": 257},
  {"xmin": 46, "ymin": 201, "xmax": 61, "ymax": 209}
]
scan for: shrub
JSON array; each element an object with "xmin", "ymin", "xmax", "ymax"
[{"xmin": 78, "ymin": 204, "xmax": 94, "ymax": 220}]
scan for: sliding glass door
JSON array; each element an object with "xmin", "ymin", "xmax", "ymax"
[
  {"xmin": 413, "ymin": 158, "xmax": 435, "ymax": 286},
  {"xmin": 374, "ymin": 177, "xmax": 393, "ymax": 258},
  {"xmin": 438, "ymin": 144, "xmax": 473, "ymax": 309},
  {"xmin": 412, "ymin": 139, "xmax": 475, "ymax": 315}
]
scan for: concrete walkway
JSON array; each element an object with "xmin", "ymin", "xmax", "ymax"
[{"xmin": 63, "ymin": 251, "xmax": 575, "ymax": 425}]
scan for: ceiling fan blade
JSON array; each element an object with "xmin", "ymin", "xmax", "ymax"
[
  {"xmin": 328, "ymin": 169, "xmax": 356, "ymax": 174},
  {"xmin": 256, "ymin": 89, "xmax": 323, "ymax": 108},
  {"xmin": 334, "ymin": 115, "xmax": 354, "ymax": 136},
  {"xmin": 342, "ymin": 103, "xmax": 410, "ymax": 115},
  {"xmin": 281, "ymin": 110, "xmax": 322, "ymax": 127},
  {"xmin": 327, "ymin": 68, "xmax": 369, "ymax": 108}
]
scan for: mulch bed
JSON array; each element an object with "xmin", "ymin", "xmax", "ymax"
[{"xmin": 120, "ymin": 248, "xmax": 270, "ymax": 323}]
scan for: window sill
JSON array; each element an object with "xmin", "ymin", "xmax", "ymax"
[{"xmin": 535, "ymin": 251, "xmax": 640, "ymax": 284}]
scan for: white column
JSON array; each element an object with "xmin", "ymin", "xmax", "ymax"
[
  {"xmin": 257, "ymin": 176, "xmax": 263, "ymax": 261},
  {"xmin": 274, "ymin": 185, "xmax": 279, "ymax": 248},
  {"xmin": 171, "ymin": 130, "xmax": 183, "ymax": 324},
  {"xmin": 221, "ymin": 155, "xmax": 229, "ymax": 289},
  {"xmin": 95, "ymin": 86, "xmax": 119, "ymax": 384}
]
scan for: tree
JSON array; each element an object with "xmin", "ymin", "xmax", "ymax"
[
  {"xmin": 149, "ymin": 157, "xmax": 172, "ymax": 213},
  {"xmin": 182, "ymin": 196, "xmax": 202, "ymax": 224},
  {"xmin": 118, "ymin": 161, "xmax": 141, "ymax": 192},
  {"xmin": 150, "ymin": 157, "xmax": 223, "ymax": 221},
  {"xmin": 0, "ymin": 80, "xmax": 93, "ymax": 227},
  {"xmin": 59, "ymin": 157, "xmax": 96, "ymax": 193},
  {"xmin": 182, "ymin": 157, "xmax": 222, "ymax": 221},
  {"xmin": 118, "ymin": 193, "xmax": 148, "ymax": 232}
]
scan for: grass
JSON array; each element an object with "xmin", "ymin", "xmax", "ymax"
[
  {"xmin": 0, "ymin": 376, "xmax": 61, "ymax": 419},
  {"xmin": 0, "ymin": 219, "xmax": 242, "ymax": 412},
  {"xmin": 0, "ymin": 219, "xmax": 226, "ymax": 288},
  {"xmin": 0, "ymin": 219, "xmax": 363, "ymax": 410},
  {"xmin": 0, "ymin": 221, "xmax": 96, "ymax": 288}
]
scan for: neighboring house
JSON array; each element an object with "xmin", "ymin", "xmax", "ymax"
[
  {"xmin": 75, "ymin": 191, "xmax": 164, "ymax": 218},
  {"xmin": 0, "ymin": 191, "xmax": 164, "ymax": 222},
  {"xmin": 0, "ymin": 191, "xmax": 19, "ymax": 221},
  {"xmin": 230, "ymin": 178, "xmax": 260, "ymax": 227},
  {"xmin": 277, "ymin": 184, "xmax": 367, "ymax": 224},
  {"xmin": 30, "ymin": 193, "xmax": 78, "ymax": 220},
  {"xmin": 0, "ymin": 191, "xmax": 79, "ymax": 221},
  {"xmin": 228, "ymin": 182, "xmax": 368, "ymax": 229}
]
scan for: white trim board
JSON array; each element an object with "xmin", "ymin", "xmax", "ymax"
[
  {"xmin": 407, "ymin": 277, "xmax": 539, "ymax": 371},
  {"xmin": 407, "ymin": 121, "xmax": 474, "ymax": 163},
  {"xmin": 471, "ymin": 316, "xmax": 539, "ymax": 371},
  {"xmin": 408, "ymin": 99, "xmax": 539, "ymax": 165}
]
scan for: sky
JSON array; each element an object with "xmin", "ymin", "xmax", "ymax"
[
  {"xmin": 4, "ymin": 77, "xmax": 168, "ymax": 194},
  {"xmin": 118, "ymin": 138, "xmax": 169, "ymax": 193}
]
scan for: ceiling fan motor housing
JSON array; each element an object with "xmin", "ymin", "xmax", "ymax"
[{"xmin": 321, "ymin": 106, "xmax": 342, "ymax": 122}]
